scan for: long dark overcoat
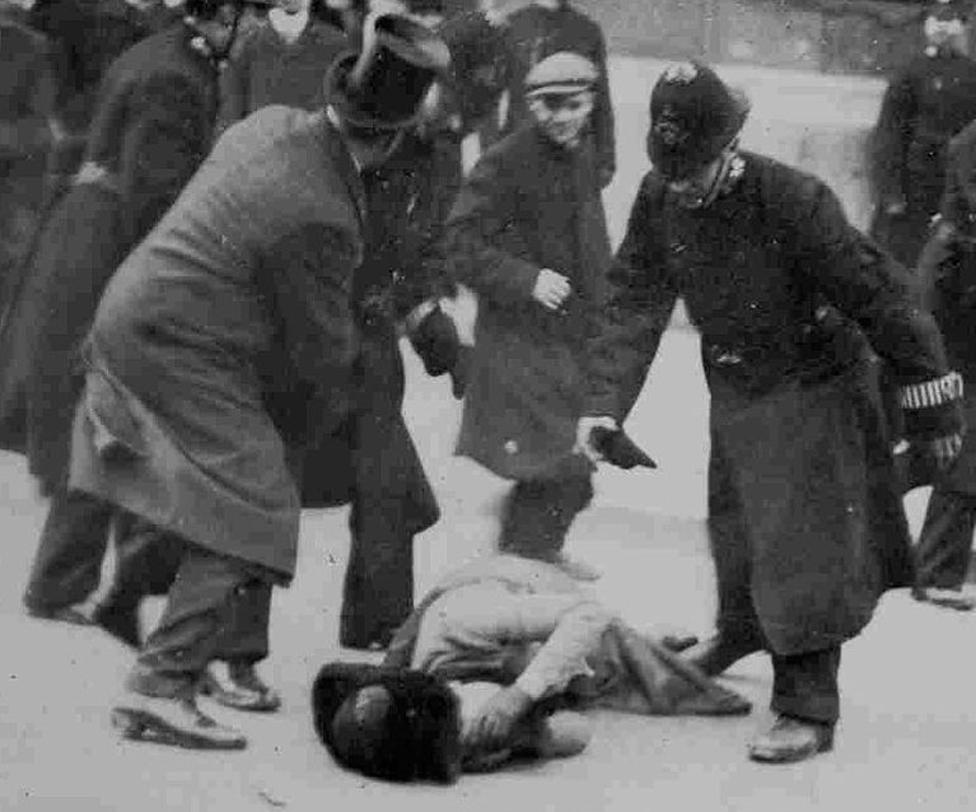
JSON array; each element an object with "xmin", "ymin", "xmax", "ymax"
[
  {"xmin": 869, "ymin": 49, "xmax": 976, "ymax": 267},
  {"xmin": 445, "ymin": 124, "xmax": 611, "ymax": 482},
  {"xmin": 584, "ymin": 152, "xmax": 963, "ymax": 655},
  {"xmin": 68, "ymin": 107, "xmax": 365, "ymax": 582},
  {"xmin": 0, "ymin": 22, "xmax": 222, "ymax": 493},
  {"xmin": 916, "ymin": 120, "xmax": 976, "ymax": 495}
]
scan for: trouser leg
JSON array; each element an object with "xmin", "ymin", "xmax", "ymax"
[
  {"xmin": 770, "ymin": 645, "xmax": 842, "ymax": 725},
  {"xmin": 128, "ymin": 540, "xmax": 273, "ymax": 698},
  {"xmin": 340, "ymin": 493, "xmax": 414, "ymax": 649},
  {"xmin": 915, "ymin": 487, "xmax": 976, "ymax": 590},
  {"xmin": 707, "ymin": 440, "xmax": 764, "ymax": 645},
  {"xmin": 23, "ymin": 488, "xmax": 115, "ymax": 611},
  {"xmin": 498, "ymin": 474, "xmax": 594, "ymax": 560}
]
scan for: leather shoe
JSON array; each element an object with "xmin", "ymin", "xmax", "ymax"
[
  {"xmin": 748, "ymin": 715, "xmax": 834, "ymax": 764},
  {"xmin": 199, "ymin": 661, "xmax": 281, "ymax": 712},
  {"xmin": 912, "ymin": 586, "xmax": 976, "ymax": 611},
  {"xmin": 684, "ymin": 633, "xmax": 762, "ymax": 676},
  {"xmin": 92, "ymin": 599, "xmax": 141, "ymax": 648},
  {"xmin": 26, "ymin": 603, "xmax": 92, "ymax": 626},
  {"xmin": 112, "ymin": 691, "xmax": 247, "ymax": 750}
]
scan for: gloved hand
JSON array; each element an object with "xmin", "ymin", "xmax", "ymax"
[
  {"xmin": 410, "ymin": 306, "xmax": 460, "ymax": 377},
  {"xmin": 924, "ymin": 432, "xmax": 964, "ymax": 470},
  {"xmin": 574, "ymin": 415, "xmax": 619, "ymax": 464}
]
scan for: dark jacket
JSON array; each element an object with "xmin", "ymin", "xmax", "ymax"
[
  {"xmin": 916, "ymin": 121, "xmax": 976, "ymax": 494},
  {"xmin": 498, "ymin": 3, "xmax": 615, "ymax": 185},
  {"xmin": 69, "ymin": 107, "xmax": 364, "ymax": 581},
  {"xmin": 217, "ymin": 18, "xmax": 348, "ymax": 130},
  {"xmin": 445, "ymin": 123, "xmax": 611, "ymax": 480},
  {"xmin": 0, "ymin": 22, "xmax": 224, "ymax": 491},
  {"xmin": 869, "ymin": 49, "xmax": 976, "ymax": 266},
  {"xmin": 584, "ymin": 152, "xmax": 963, "ymax": 654},
  {"xmin": 0, "ymin": 14, "xmax": 56, "ymax": 310}
]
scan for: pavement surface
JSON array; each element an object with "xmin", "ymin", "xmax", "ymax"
[{"xmin": 3, "ymin": 325, "xmax": 975, "ymax": 812}]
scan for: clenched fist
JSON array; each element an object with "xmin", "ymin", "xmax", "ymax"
[{"xmin": 532, "ymin": 268, "xmax": 571, "ymax": 311}]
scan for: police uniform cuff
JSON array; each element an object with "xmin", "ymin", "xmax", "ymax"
[{"xmin": 899, "ymin": 372, "xmax": 965, "ymax": 439}]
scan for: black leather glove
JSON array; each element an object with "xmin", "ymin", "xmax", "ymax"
[
  {"xmin": 590, "ymin": 427, "xmax": 657, "ymax": 470},
  {"xmin": 410, "ymin": 306, "xmax": 460, "ymax": 377}
]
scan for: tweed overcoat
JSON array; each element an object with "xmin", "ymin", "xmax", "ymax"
[
  {"xmin": 69, "ymin": 107, "xmax": 365, "ymax": 582},
  {"xmin": 0, "ymin": 22, "xmax": 223, "ymax": 492},
  {"xmin": 445, "ymin": 124, "xmax": 611, "ymax": 481},
  {"xmin": 584, "ymin": 152, "xmax": 963, "ymax": 655}
]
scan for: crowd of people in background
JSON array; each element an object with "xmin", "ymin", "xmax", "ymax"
[{"xmin": 0, "ymin": 0, "xmax": 973, "ymax": 784}]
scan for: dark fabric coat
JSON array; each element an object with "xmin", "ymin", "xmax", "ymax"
[
  {"xmin": 445, "ymin": 123, "xmax": 611, "ymax": 481},
  {"xmin": 69, "ymin": 107, "xmax": 365, "ymax": 582},
  {"xmin": 0, "ymin": 14, "xmax": 56, "ymax": 313},
  {"xmin": 217, "ymin": 19, "xmax": 348, "ymax": 129},
  {"xmin": 869, "ymin": 49, "xmax": 976, "ymax": 267},
  {"xmin": 0, "ymin": 22, "xmax": 223, "ymax": 493},
  {"xmin": 916, "ymin": 120, "xmax": 976, "ymax": 494},
  {"xmin": 497, "ymin": 3, "xmax": 615, "ymax": 184},
  {"xmin": 584, "ymin": 153, "xmax": 963, "ymax": 655}
]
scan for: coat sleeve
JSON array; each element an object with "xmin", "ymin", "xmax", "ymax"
[
  {"xmin": 589, "ymin": 22, "xmax": 615, "ymax": 184},
  {"xmin": 260, "ymin": 222, "xmax": 360, "ymax": 442},
  {"xmin": 0, "ymin": 43, "xmax": 56, "ymax": 161},
  {"xmin": 443, "ymin": 147, "xmax": 540, "ymax": 306},
  {"xmin": 117, "ymin": 73, "xmax": 214, "ymax": 243},
  {"xmin": 582, "ymin": 176, "xmax": 678, "ymax": 421},
  {"xmin": 870, "ymin": 69, "xmax": 915, "ymax": 208},
  {"xmin": 216, "ymin": 41, "xmax": 251, "ymax": 135},
  {"xmin": 789, "ymin": 176, "xmax": 964, "ymax": 440}
]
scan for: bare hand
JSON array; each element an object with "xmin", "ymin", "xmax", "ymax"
[
  {"xmin": 532, "ymin": 269, "xmax": 571, "ymax": 311},
  {"xmin": 462, "ymin": 685, "xmax": 533, "ymax": 751},
  {"xmin": 574, "ymin": 415, "xmax": 618, "ymax": 464}
]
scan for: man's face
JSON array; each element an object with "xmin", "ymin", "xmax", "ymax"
[
  {"xmin": 528, "ymin": 89, "xmax": 595, "ymax": 148},
  {"xmin": 666, "ymin": 153, "xmax": 725, "ymax": 209},
  {"xmin": 925, "ymin": 14, "xmax": 967, "ymax": 50},
  {"xmin": 193, "ymin": 3, "xmax": 243, "ymax": 55}
]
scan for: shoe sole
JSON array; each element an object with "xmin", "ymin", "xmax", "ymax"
[
  {"xmin": 111, "ymin": 708, "xmax": 247, "ymax": 750},
  {"xmin": 748, "ymin": 735, "xmax": 834, "ymax": 764}
]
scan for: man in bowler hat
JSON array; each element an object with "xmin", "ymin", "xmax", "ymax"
[
  {"xmin": 577, "ymin": 61, "xmax": 964, "ymax": 763},
  {"xmin": 67, "ymin": 12, "xmax": 450, "ymax": 750}
]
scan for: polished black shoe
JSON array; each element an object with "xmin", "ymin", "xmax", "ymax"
[
  {"xmin": 112, "ymin": 691, "xmax": 247, "ymax": 750},
  {"xmin": 26, "ymin": 603, "xmax": 92, "ymax": 626},
  {"xmin": 748, "ymin": 715, "xmax": 834, "ymax": 764},
  {"xmin": 92, "ymin": 599, "xmax": 141, "ymax": 648},
  {"xmin": 684, "ymin": 634, "xmax": 762, "ymax": 677},
  {"xmin": 199, "ymin": 661, "xmax": 282, "ymax": 712}
]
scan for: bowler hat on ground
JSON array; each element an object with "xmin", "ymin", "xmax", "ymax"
[
  {"xmin": 647, "ymin": 61, "xmax": 749, "ymax": 181},
  {"xmin": 312, "ymin": 661, "xmax": 462, "ymax": 783},
  {"xmin": 324, "ymin": 12, "xmax": 451, "ymax": 130}
]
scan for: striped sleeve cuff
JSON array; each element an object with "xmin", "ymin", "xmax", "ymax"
[
  {"xmin": 898, "ymin": 372, "xmax": 964, "ymax": 410},
  {"xmin": 899, "ymin": 372, "xmax": 965, "ymax": 440}
]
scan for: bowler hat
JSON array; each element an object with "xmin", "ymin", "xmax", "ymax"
[
  {"xmin": 647, "ymin": 61, "xmax": 750, "ymax": 181},
  {"xmin": 524, "ymin": 51, "xmax": 598, "ymax": 97},
  {"xmin": 312, "ymin": 661, "xmax": 462, "ymax": 784},
  {"xmin": 324, "ymin": 12, "xmax": 451, "ymax": 130}
]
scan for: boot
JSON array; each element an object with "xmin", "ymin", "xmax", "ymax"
[
  {"xmin": 748, "ymin": 715, "xmax": 834, "ymax": 763},
  {"xmin": 199, "ymin": 660, "xmax": 281, "ymax": 712},
  {"xmin": 112, "ymin": 691, "xmax": 247, "ymax": 750}
]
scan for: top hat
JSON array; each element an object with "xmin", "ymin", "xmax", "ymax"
[
  {"xmin": 324, "ymin": 12, "xmax": 451, "ymax": 131},
  {"xmin": 312, "ymin": 661, "xmax": 462, "ymax": 784},
  {"xmin": 647, "ymin": 61, "xmax": 750, "ymax": 181},
  {"xmin": 524, "ymin": 51, "xmax": 598, "ymax": 98}
]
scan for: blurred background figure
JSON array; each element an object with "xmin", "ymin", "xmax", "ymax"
[
  {"xmin": 869, "ymin": 0, "xmax": 976, "ymax": 268},
  {"xmin": 0, "ymin": 0, "xmax": 57, "ymax": 317},
  {"xmin": 218, "ymin": 0, "xmax": 348, "ymax": 129}
]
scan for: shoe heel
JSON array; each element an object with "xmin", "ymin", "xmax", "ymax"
[{"xmin": 111, "ymin": 708, "xmax": 147, "ymax": 739}]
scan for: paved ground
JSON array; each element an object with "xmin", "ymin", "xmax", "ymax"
[{"xmin": 2, "ymin": 325, "xmax": 974, "ymax": 812}]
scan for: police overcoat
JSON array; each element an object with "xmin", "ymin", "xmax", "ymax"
[
  {"xmin": 0, "ymin": 22, "xmax": 222, "ymax": 493},
  {"xmin": 916, "ymin": 121, "xmax": 976, "ymax": 494},
  {"xmin": 68, "ymin": 107, "xmax": 365, "ymax": 582},
  {"xmin": 584, "ymin": 152, "xmax": 963, "ymax": 655},
  {"xmin": 445, "ymin": 123, "xmax": 611, "ymax": 481},
  {"xmin": 869, "ymin": 49, "xmax": 976, "ymax": 266}
]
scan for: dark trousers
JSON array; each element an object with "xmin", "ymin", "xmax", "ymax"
[
  {"xmin": 128, "ymin": 540, "xmax": 273, "ymax": 698},
  {"xmin": 915, "ymin": 486, "xmax": 976, "ymax": 590},
  {"xmin": 709, "ymin": 444, "xmax": 840, "ymax": 725},
  {"xmin": 23, "ymin": 488, "xmax": 181, "ymax": 612},
  {"xmin": 498, "ymin": 473, "xmax": 594, "ymax": 560}
]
